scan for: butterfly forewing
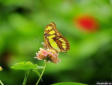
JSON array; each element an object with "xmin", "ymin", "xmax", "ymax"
[{"xmin": 44, "ymin": 22, "xmax": 70, "ymax": 52}]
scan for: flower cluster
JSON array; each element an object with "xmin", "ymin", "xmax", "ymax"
[{"xmin": 35, "ymin": 48, "xmax": 60, "ymax": 64}]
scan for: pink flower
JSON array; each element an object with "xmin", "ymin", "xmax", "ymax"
[
  {"xmin": 36, "ymin": 48, "xmax": 60, "ymax": 64},
  {"xmin": 36, "ymin": 48, "xmax": 48, "ymax": 60}
]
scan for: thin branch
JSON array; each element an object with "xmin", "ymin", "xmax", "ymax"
[
  {"xmin": 36, "ymin": 61, "xmax": 47, "ymax": 85},
  {"xmin": 0, "ymin": 80, "xmax": 4, "ymax": 85},
  {"xmin": 22, "ymin": 71, "xmax": 30, "ymax": 85}
]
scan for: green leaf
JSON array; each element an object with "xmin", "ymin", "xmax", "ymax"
[
  {"xmin": 33, "ymin": 70, "xmax": 40, "ymax": 77},
  {"xmin": 11, "ymin": 61, "xmax": 38, "ymax": 71},
  {"xmin": 53, "ymin": 82, "xmax": 86, "ymax": 85}
]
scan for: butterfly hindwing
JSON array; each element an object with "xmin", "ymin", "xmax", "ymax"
[
  {"xmin": 44, "ymin": 22, "xmax": 70, "ymax": 52},
  {"xmin": 55, "ymin": 36, "xmax": 69, "ymax": 52}
]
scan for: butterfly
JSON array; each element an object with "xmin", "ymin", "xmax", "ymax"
[{"xmin": 44, "ymin": 22, "xmax": 70, "ymax": 52}]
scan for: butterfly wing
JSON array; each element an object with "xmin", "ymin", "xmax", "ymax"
[{"xmin": 44, "ymin": 22, "xmax": 70, "ymax": 52}]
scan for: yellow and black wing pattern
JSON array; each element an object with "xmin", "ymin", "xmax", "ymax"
[{"xmin": 44, "ymin": 22, "xmax": 70, "ymax": 52}]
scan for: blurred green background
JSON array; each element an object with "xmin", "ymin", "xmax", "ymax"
[{"xmin": 0, "ymin": 0, "xmax": 112, "ymax": 85}]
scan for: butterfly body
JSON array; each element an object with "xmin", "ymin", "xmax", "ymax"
[{"xmin": 44, "ymin": 22, "xmax": 70, "ymax": 52}]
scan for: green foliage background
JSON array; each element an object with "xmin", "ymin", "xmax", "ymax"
[{"xmin": 0, "ymin": 0, "xmax": 112, "ymax": 85}]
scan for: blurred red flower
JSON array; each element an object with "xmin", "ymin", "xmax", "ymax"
[{"xmin": 74, "ymin": 15, "xmax": 99, "ymax": 32}]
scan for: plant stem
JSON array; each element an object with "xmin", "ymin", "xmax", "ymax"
[
  {"xmin": 36, "ymin": 61, "xmax": 47, "ymax": 85},
  {"xmin": 22, "ymin": 71, "xmax": 30, "ymax": 85},
  {"xmin": 0, "ymin": 80, "xmax": 4, "ymax": 85}
]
